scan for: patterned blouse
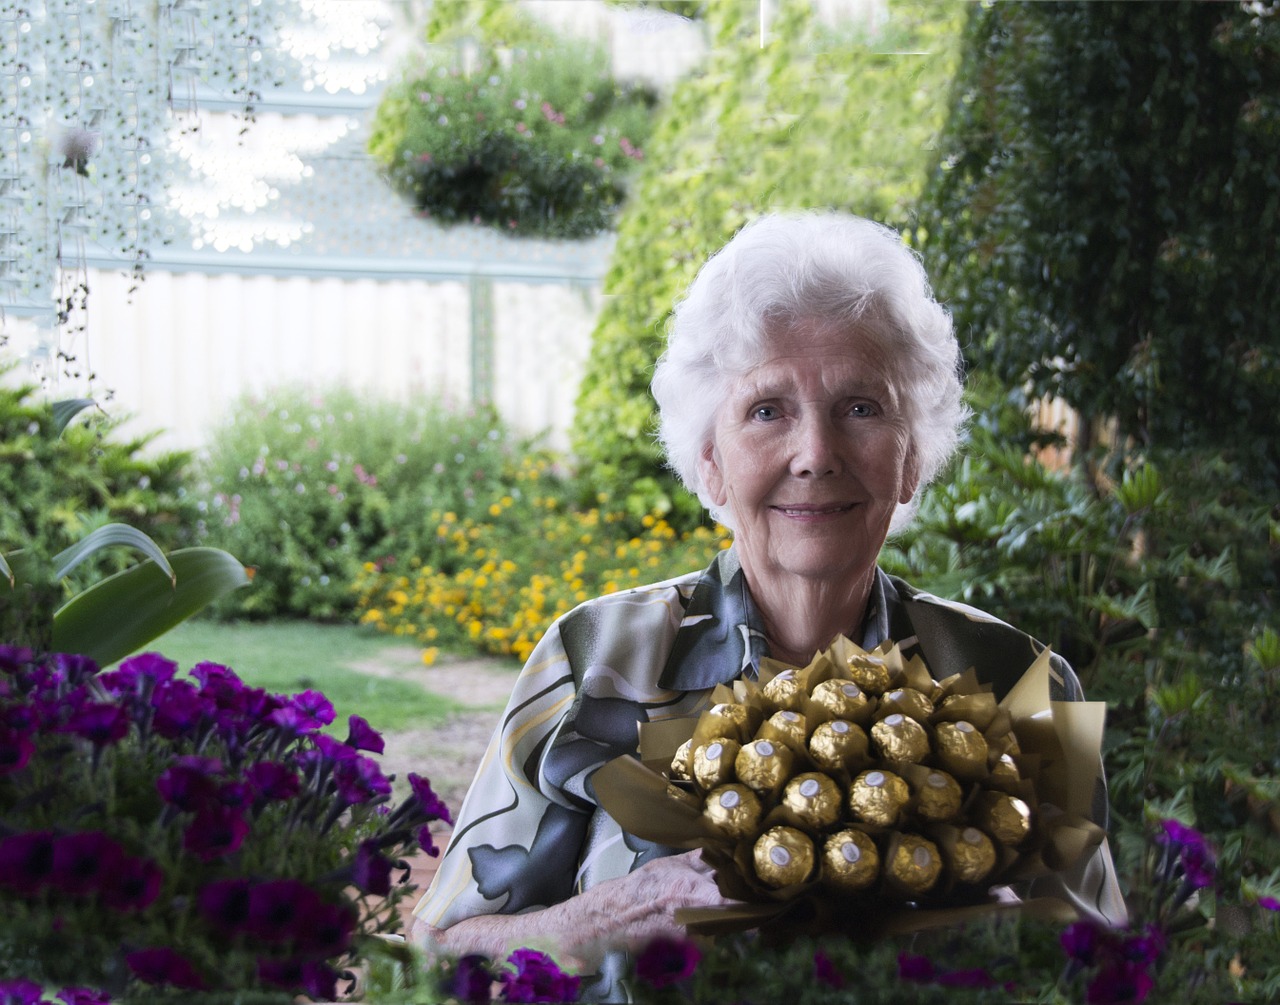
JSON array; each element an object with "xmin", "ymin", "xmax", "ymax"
[{"xmin": 414, "ymin": 546, "xmax": 1125, "ymax": 939}]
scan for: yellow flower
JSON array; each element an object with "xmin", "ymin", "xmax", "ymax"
[{"xmin": 421, "ymin": 647, "xmax": 439, "ymax": 667}]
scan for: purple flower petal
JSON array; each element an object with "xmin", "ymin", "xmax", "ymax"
[
  {"xmin": 501, "ymin": 949, "xmax": 580, "ymax": 1004},
  {"xmin": 408, "ymin": 772, "xmax": 453, "ymax": 825},
  {"xmin": 183, "ymin": 805, "xmax": 250, "ymax": 861},
  {"xmin": 1259, "ymin": 895, "xmax": 1280, "ymax": 911},
  {"xmin": 813, "ymin": 949, "xmax": 845, "ymax": 989},
  {"xmin": 0, "ymin": 978, "xmax": 45, "ymax": 1005},
  {"xmin": 245, "ymin": 761, "xmax": 300, "ymax": 803},
  {"xmin": 56, "ymin": 988, "xmax": 111, "ymax": 1005},
  {"xmin": 100, "ymin": 855, "xmax": 164, "ymax": 912},
  {"xmin": 897, "ymin": 952, "xmax": 936, "ymax": 982},
  {"xmin": 634, "ymin": 936, "xmax": 700, "ymax": 989},
  {"xmin": 125, "ymin": 948, "xmax": 207, "ymax": 990},
  {"xmin": 353, "ymin": 839, "xmax": 394, "ymax": 896},
  {"xmin": 450, "ymin": 955, "xmax": 494, "ymax": 1005},
  {"xmin": 0, "ymin": 727, "xmax": 35, "ymax": 774},
  {"xmin": 60, "ymin": 702, "xmax": 131, "ymax": 747},
  {"xmin": 0, "ymin": 646, "xmax": 35, "ymax": 673},
  {"xmin": 1086, "ymin": 959, "xmax": 1154, "ymax": 1004},
  {"xmin": 1061, "ymin": 920, "xmax": 1104, "ymax": 964},
  {"xmin": 50, "ymin": 832, "xmax": 126, "ymax": 896},
  {"xmin": 0, "ymin": 831, "xmax": 55, "ymax": 895},
  {"xmin": 198, "ymin": 878, "xmax": 253, "ymax": 935},
  {"xmin": 345, "ymin": 714, "xmax": 385, "ymax": 754}
]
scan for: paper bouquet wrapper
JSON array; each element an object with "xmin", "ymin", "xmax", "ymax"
[{"xmin": 594, "ymin": 636, "xmax": 1108, "ymax": 941}]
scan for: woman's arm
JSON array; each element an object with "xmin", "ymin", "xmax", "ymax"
[{"xmin": 414, "ymin": 851, "xmax": 728, "ymax": 969}]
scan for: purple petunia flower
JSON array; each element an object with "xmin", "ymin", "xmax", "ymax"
[
  {"xmin": 0, "ymin": 646, "xmax": 35, "ymax": 673},
  {"xmin": 183, "ymin": 804, "xmax": 250, "ymax": 861},
  {"xmin": 99, "ymin": 855, "xmax": 164, "ymax": 912},
  {"xmin": 352, "ymin": 839, "xmax": 394, "ymax": 896},
  {"xmin": 245, "ymin": 879, "xmax": 323, "ymax": 942},
  {"xmin": 1259, "ymin": 895, "xmax": 1280, "ymax": 911},
  {"xmin": 408, "ymin": 772, "xmax": 453, "ymax": 825},
  {"xmin": 60, "ymin": 702, "xmax": 131, "ymax": 747},
  {"xmin": 156, "ymin": 756, "xmax": 223, "ymax": 811},
  {"xmin": 245, "ymin": 761, "xmax": 300, "ymax": 803},
  {"xmin": 813, "ymin": 949, "xmax": 845, "ymax": 989},
  {"xmin": 345, "ymin": 714, "xmax": 385, "ymax": 754},
  {"xmin": 1061, "ymin": 920, "xmax": 1103, "ymax": 964},
  {"xmin": 416, "ymin": 825, "xmax": 440, "ymax": 858},
  {"xmin": 0, "ymin": 830, "xmax": 56, "ymax": 895},
  {"xmin": 633, "ymin": 935, "xmax": 700, "ymax": 989},
  {"xmin": 501, "ymin": 949, "xmax": 580, "ymax": 1004},
  {"xmin": 1086, "ymin": 959, "xmax": 1155, "ymax": 1004},
  {"xmin": 100, "ymin": 652, "xmax": 177, "ymax": 698},
  {"xmin": 0, "ymin": 726, "xmax": 35, "ymax": 774},
  {"xmin": 333, "ymin": 753, "xmax": 393, "ymax": 805},
  {"xmin": 50, "ymin": 832, "xmax": 126, "ymax": 896},
  {"xmin": 52, "ymin": 653, "xmax": 99, "ymax": 687},
  {"xmin": 1119, "ymin": 924, "xmax": 1166, "ymax": 966},
  {"xmin": 897, "ymin": 953, "xmax": 936, "ymax": 982},
  {"xmin": 451, "ymin": 954, "xmax": 494, "ymax": 1005},
  {"xmin": 0, "ymin": 978, "xmax": 44, "ymax": 1005},
  {"xmin": 257, "ymin": 959, "xmax": 338, "ymax": 1001},
  {"xmin": 125, "ymin": 947, "xmax": 207, "ymax": 990},
  {"xmin": 293, "ymin": 900, "xmax": 358, "ymax": 958},
  {"xmin": 269, "ymin": 690, "xmax": 335, "ymax": 735},
  {"xmin": 198, "ymin": 877, "xmax": 253, "ymax": 935},
  {"xmin": 150, "ymin": 679, "xmax": 206, "ymax": 739}
]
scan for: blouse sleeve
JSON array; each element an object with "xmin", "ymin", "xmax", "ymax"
[{"xmin": 412, "ymin": 618, "xmax": 589, "ymax": 931}]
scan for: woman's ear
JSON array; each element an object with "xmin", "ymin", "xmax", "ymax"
[{"xmin": 698, "ymin": 442, "xmax": 728, "ymax": 508}]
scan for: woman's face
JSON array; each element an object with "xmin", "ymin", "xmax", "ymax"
[{"xmin": 699, "ymin": 320, "xmax": 918, "ymax": 594}]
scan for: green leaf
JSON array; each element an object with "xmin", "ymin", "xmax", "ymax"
[
  {"xmin": 1115, "ymin": 463, "xmax": 1163, "ymax": 515},
  {"xmin": 0, "ymin": 551, "xmax": 11, "ymax": 588},
  {"xmin": 53, "ymin": 548, "xmax": 251, "ymax": 667},
  {"xmin": 51, "ymin": 398, "xmax": 96, "ymax": 436},
  {"xmin": 52, "ymin": 524, "xmax": 175, "ymax": 585}
]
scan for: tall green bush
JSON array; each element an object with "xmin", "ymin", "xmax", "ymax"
[
  {"xmin": 917, "ymin": 1, "xmax": 1280, "ymax": 487},
  {"xmin": 368, "ymin": 2, "xmax": 656, "ymax": 238},
  {"xmin": 569, "ymin": 0, "xmax": 964, "ymax": 523},
  {"xmin": 193, "ymin": 386, "xmax": 532, "ymax": 621}
]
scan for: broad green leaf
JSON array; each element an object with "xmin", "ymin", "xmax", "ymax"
[
  {"xmin": 52, "ymin": 524, "xmax": 175, "ymax": 585},
  {"xmin": 53, "ymin": 548, "xmax": 251, "ymax": 667},
  {"xmin": 1115, "ymin": 464, "xmax": 1162, "ymax": 515},
  {"xmin": 51, "ymin": 398, "xmax": 96, "ymax": 436}
]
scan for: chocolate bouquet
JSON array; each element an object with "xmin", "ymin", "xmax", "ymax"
[{"xmin": 594, "ymin": 636, "xmax": 1108, "ymax": 939}]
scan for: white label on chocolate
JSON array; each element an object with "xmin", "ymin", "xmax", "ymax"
[
  {"xmin": 780, "ymin": 711, "xmax": 800, "ymax": 723},
  {"xmin": 706, "ymin": 742, "xmax": 723, "ymax": 760},
  {"xmin": 913, "ymin": 846, "xmax": 932, "ymax": 868},
  {"xmin": 956, "ymin": 721, "xmax": 975, "ymax": 733},
  {"xmin": 842, "ymin": 842, "xmax": 862, "ymax": 864},
  {"xmin": 720, "ymin": 789, "xmax": 741, "ymax": 809},
  {"xmin": 962, "ymin": 827, "xmax": 983, "ymax": 844},
  {"xmin": 756, "ymin": 740, "xmax": 775, "ymax": 756},
  {"xmin": 800, "ymin": 778, "xmax": 821, "ymax": 799},
  {"xmin": 832, "ymin": 720, "xmax": 851, "ymax": 735},
  {"xmin": 842, "ymin": 683, "xmax": 861, "ymax": 698},
  {"xmin": 866, "ymin": 771, "xmax": 885, "ymax": 787},
  {"xmin": 927, "ymin": 772, "xmax": 947, "ymax": 788},
  {"xmin": 770, "ymin": 846, "xmax": 792, "ymax": 867},
  {"xmin": 885, "ymin": 713, "xmax": 904, "ymax": 726}
]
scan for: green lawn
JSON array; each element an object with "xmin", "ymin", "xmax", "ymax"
[{"xmin": 148, "ymin": 619, "xmax": 467, "ymax": 732}]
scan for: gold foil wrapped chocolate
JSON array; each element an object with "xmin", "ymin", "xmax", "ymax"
[
  {"xmin": 762, "ymin": 710, "xmax": 808, "ymax": 752},
  {"xmin": 886, "ymin": 833, "xmax": 943, "ymax": 895},
  {"xmin": 935, "ymin": 720, "xmax": 989, "ymax": 780},
  {"xmin": 870, "ymin": 713, "xmax": 930, "ymax": 763},
  {"xmin": 753, "ymin": 826, "xmax": 815, "ymax": 888},
  {"xmin": 948, "ymin": 826, "xmax": 997, "ymax": 884},
  {"xmin": 704, "ymin": 701, "xmax": 756, "ymax": 743},
  {"xmin": 735, "ymin": 738, "xmax": 794, "ymax": 796},
  {"xmin": 808, "ymin": 719, "xmax": 869, "ymax": 771},
  {"xmin": 703, "ymin": 783, "xmax": 762, "ymax": 839},
  {"xmin": 848, "ymin": 768, "xmax": 909, "ymax": 828},
  {"xmin": 845, "ymin": 654, "xmax": 892, "ymax": 695},
  {"xmin": 782, "ymin": 772, "xmax": 842, "ymax": 830},
  {"xmin": 692, "ymin": 739, "xmax": 741, "ymax": 790},
  {"xmin": 670, "ymin": 738, "xmax": 693, "ymax": 781},
  {"xmin": 915, "ymin": 769, "xmax": 964, "ymax": 823},
  {"xmin": 977, "ymin": 791, "xmax": 1032, "ymax": 847},
  {"xmin": 810, "ymin": 679, "xmax": 872, "ymax": 723},
  {"xmin": 822, "ymin": 829, "xmax": 880, "ymax": 892},
  {"xmin": 989, "ymin": 753, "xmax": 1021, "ymax": 787},
  {"xmin": 881, "ymin": 687, "xmax": 934, "ymax": 723},
  {"xmin": 761, "ymin": 669, "xmax": 805, "ymax": 712}
]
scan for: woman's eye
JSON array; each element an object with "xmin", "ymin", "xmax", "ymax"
[
  {"xmin": 849, "ymin": 402, "xmax": 876, "ymax": 418},
  {"xmin": 752, "ymin": 405, "xmax": 779, "ymax": 421}
]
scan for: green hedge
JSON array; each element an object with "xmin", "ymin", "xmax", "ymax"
[{"xmin": 569, "ymin": 1, "xmax": 964, "ymax": 524}]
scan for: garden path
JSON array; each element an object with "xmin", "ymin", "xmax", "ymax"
[{"xmin": 348, "ymin": 645, "xmax": 519, "ymax": 933}]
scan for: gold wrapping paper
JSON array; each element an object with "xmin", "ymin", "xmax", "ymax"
[{"xmin": 594, "ymin": 637, "xmax": 1109, "ymax": 940}]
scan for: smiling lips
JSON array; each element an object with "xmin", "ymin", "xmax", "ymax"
[{"xmin": 771, "ymin": 502, "xmax": 855, "ymax": 518}]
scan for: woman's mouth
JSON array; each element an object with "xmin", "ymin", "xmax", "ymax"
[{"xmin": 771, "ymin": 503, "xmax": 854, "ymax": 518}]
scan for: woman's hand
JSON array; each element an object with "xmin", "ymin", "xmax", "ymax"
[{"xmin": 414, "ymin": 850, "xmax": 731, "ymax": 969}]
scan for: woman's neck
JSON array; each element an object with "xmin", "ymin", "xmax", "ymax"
[{"xmin": 747, "ymin": 571, "xmax": 874, "ymax": 667}]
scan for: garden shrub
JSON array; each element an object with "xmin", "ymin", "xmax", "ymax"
[
  {"xmin": 352, "ymin": 451, "xmax": 731, "ymax": 665},
  {"xmin": 193, "ymin": 385, "xmax": 530, "ymax": 621},
  {"xmin": 0, "ymin": 366, "xmax": 199, "ymax": 586},
  {"xmin": 368, "ymin": 2, "xmax": 656, "ymax": 238}
]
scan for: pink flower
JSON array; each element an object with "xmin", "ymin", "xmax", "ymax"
[{"xmin": 634, "ymin": 936, "xmax": 700, "ymax": 989}]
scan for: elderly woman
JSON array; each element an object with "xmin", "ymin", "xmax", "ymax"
[{"xmin": 412, "ymin": 212, "xmax": 1125, "ymax": 986}]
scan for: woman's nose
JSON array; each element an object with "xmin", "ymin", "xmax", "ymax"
[{"xmin": 790, "ymin": 416, "xmax": 841, "ymax": 477}]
